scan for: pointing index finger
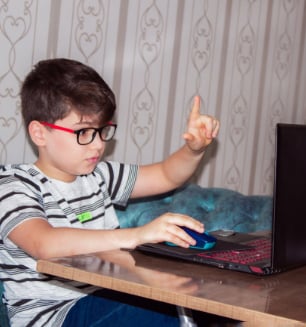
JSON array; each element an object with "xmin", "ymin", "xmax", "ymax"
[{"xmin": 190, "ymin": 96, "xmax": 201, "ymax": 118}]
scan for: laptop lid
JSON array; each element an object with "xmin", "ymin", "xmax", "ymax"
[{"xmin": 272, "ymin": 123, "xmax": 306, "ymax": 271}]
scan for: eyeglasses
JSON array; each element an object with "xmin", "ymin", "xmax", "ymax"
[{"xmin": 40, "ymin": 121, "xmax": 117, "ymax": 145}]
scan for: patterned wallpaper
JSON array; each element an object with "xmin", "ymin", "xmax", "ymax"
[{"xmin": 0, "ymin": 0, "xmax": 305, "ymax": 195}]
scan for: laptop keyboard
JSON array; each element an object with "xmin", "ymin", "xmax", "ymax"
[{"xmin": 198, "ymin": 238, "xmax": 271, "ymax": 264}]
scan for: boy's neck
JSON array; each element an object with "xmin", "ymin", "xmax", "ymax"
[{"xmin": 34, "ymin": 159, "xmax": 77, "ymax": 183}]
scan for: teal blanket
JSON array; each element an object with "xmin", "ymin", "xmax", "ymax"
[
  {"xmin": 0, "ymin": 282, "xmax": 8, "ymax": 327},
  {"xmin": 116, "ymin": 184, "xmax": 272, "ymax": 232}
]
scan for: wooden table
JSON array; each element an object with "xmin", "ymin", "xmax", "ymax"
[{"xmin": 37, "ymin": 249, "xmax": 306, "ymax": 327}]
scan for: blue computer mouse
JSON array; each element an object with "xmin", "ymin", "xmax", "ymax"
[{"xmin": 166, "ymin": 226, "xmax": 217, "ymax": 250}]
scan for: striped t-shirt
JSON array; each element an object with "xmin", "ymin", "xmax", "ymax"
[{"xmin": 0, "ymin": 162, "xmax": 138, "ymax": 326}]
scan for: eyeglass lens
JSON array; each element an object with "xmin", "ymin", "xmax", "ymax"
[{"xmin": 77, "ymin": 125, "xmax": 116, "ymax": 145}]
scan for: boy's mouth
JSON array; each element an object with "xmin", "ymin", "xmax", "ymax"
[{"xmin": 87, "ymin": 156, "xmax": 100, "ymax": 164}]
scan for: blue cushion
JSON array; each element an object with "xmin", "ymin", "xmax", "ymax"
[{"xmin": 116, "ymin": 184, "xmax": 272, "ymax": 232}]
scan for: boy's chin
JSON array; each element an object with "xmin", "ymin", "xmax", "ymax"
[{"xmin": 80, "ymin": 166, "xmax": 97, "ymax": 176}]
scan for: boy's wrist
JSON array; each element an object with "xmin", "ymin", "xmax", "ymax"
[{"xmin": 184, "ymin": 143, "xmax": 207, "ymax": 156}]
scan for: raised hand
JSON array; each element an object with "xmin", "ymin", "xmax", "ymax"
[{"xmin": 183, "ymin": 96, "xmax": 220, "ymax": 153}]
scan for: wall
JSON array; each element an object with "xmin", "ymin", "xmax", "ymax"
[{"xmin": 0, "ymin": 0, "xmax": 305, "ymax": 195}]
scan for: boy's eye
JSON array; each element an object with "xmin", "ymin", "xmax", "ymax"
[
  {"xmin": 76, "ymin": 128, "xmax": 96, "ymax": 144},
  {"xmin": 78, "ymin": 128, "xmax": 92, "ymax": 136}
]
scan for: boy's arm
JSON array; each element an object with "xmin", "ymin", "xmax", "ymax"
[
  {"xmin": 131, "ymin": 96, "xmax": 220, "ymax": 198},
  {"xmin": 8, "ymin": 212, "xmax": 204, "ymax": 259}
]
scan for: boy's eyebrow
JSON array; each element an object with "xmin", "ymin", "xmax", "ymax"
[
  {"xmin": 73, "ymin": 120, "xmax": 99, "ymax": 127},
  {"xmin": 74, "ymin": 121, "xmax": 93, "ymax": 126}
]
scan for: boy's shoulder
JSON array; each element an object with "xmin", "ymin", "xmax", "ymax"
[
  {"xmin": 0, "ymin": 164, "xmax": 44, "ymax": 187},
  {"xmin": 0, "ymin": 163, "xmax": 35, "ymax": 175},
  {"xmin": 0, "ymin": 164, "xmax": 54, "ymax": 199}
]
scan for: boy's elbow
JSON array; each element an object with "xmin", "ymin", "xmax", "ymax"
[{"xmin": 32, "ymin": 245, "xmax": 56, "ymax": 260}]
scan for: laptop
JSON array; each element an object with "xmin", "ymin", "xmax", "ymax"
[{"xmin": 136, "ymin": 123, "xmax": 306, "ymax": 275}]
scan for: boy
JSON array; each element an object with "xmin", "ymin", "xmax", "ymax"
[{"xmin": 0, "ymin": 58, "xmax": 219, "ymax": 326}]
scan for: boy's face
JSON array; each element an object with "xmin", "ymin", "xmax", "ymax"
[{"xmin": 34, "ymin": 111, "xmax": 107, "ymax": 182}]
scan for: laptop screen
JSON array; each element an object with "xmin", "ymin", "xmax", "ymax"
[{"xmin": 272, "ymin": 124, "xmax": 306, "ymax": 270}]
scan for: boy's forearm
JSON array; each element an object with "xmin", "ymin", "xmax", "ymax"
[
  {"xmin": 161, "ymin": 143, "xmax": 206, "ymax": 186},
  {"xmin": 9, "ymin": 220, "xmax": 141, "ymax": 260},
  {"xmin": 132, "ymin": 143, "xmax": 207, "ymax": 198},
  {"xmin": 38, "ymin": 227, "xmax": 141, "ymax": 259}
]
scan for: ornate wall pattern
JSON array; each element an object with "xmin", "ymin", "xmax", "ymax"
[{"xmin": 0, "ymin": 0, "xmax": 305, "ymax": 195}]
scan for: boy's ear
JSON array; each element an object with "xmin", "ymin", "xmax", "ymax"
[{"xmin": 28, "ymin": 121, "xmax": 46, "ymax": 146}]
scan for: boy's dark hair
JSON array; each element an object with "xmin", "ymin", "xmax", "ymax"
[{"xmin": 21, "ymin": 58, "xmax": 116, "ymax": 127}]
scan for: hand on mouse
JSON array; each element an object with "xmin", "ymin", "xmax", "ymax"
[
  {"xmin": 168, "ymin": 227, "xmax": 216, "ymax": 250},
  {"xmin": 134, "ymin": 213, "xmax": 204, "ymax": 248}
]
